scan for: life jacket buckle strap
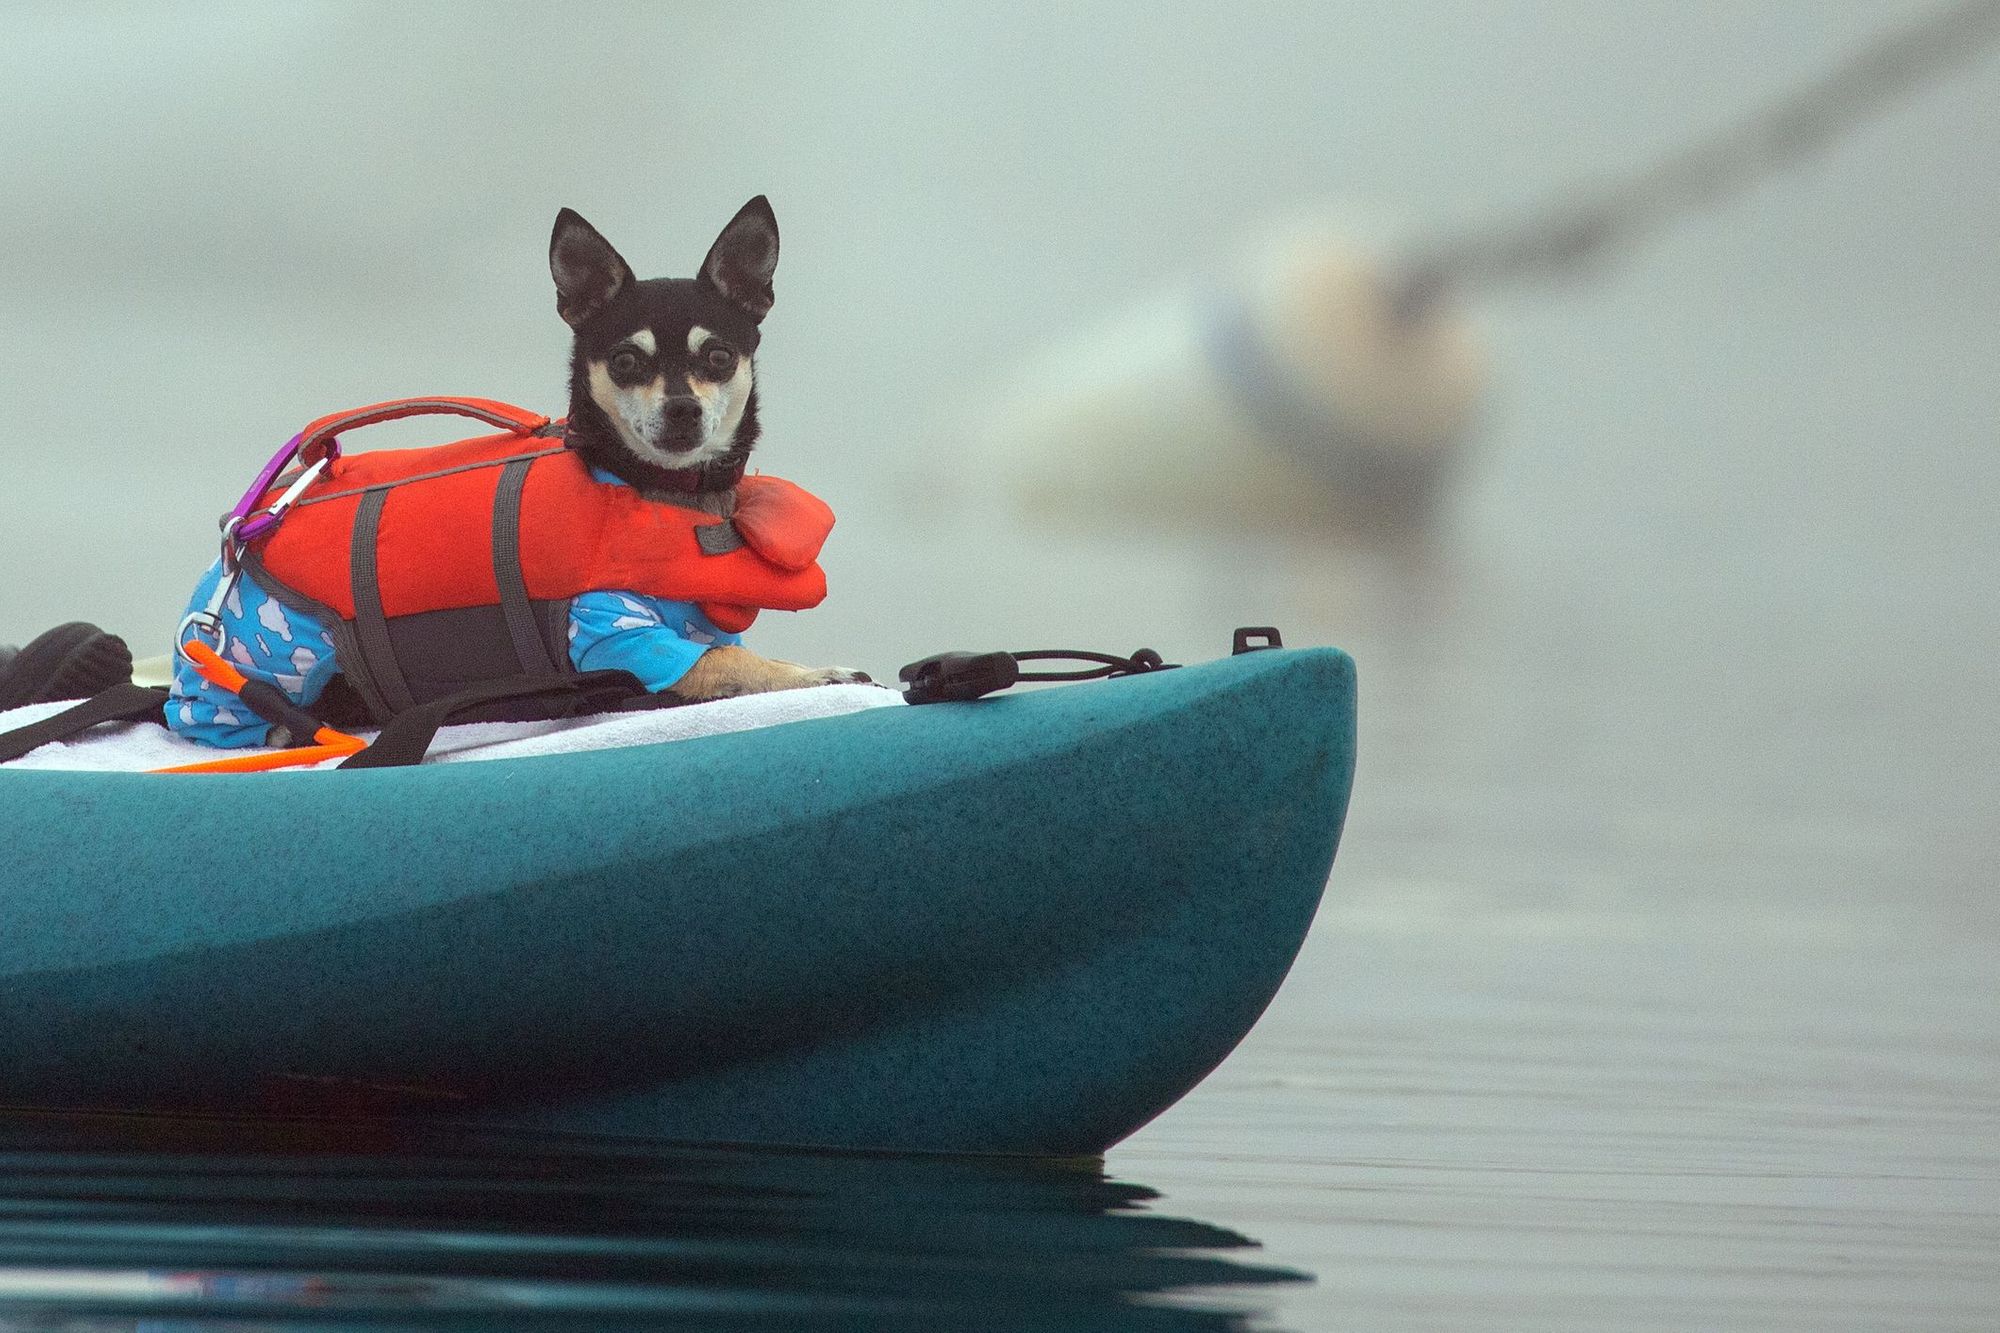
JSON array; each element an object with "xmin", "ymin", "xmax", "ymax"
[{"xmin": 695, "ymin": 520, "xmax": 746, "ymax": 556}]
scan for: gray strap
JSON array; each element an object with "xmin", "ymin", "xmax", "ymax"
[
  {"xmin": 492, "ymin": 457, "xmax": 557, "ymax": 675},
  {"xmin": 350, "ymin": 487, "xmax": 416, "ymax": 714},
  {"xmin": 696, "ymin": 520, "xmax": 746, "ymax": 555},
  {"xmin": 540, "ymin": 598, "xmax": 573, "ymax": 667}
]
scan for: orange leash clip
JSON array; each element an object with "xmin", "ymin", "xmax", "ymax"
[{"xmin": 152, "ymin": 641, "xmax": 368, "ymax": 774}]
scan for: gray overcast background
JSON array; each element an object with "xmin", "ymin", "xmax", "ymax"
[{"xmin": 1, "ymin": 0, "xmax": 1994, "ymax": 665}]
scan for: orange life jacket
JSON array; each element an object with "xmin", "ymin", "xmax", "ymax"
[{"xmin": 243, "ymin": 415, "xmax": 832, "ymax": 721}]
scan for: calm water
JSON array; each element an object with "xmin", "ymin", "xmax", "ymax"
[{"xmin": 0, "ymin": 1114, "xmax": 1303, "ymax": 1330}]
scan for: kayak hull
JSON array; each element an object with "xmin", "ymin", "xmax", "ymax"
[{"xmin": 0, "ymin": 647, "xmax": 1355, "ymax": 1155}]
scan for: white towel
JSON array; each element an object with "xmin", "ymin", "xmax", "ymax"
[{"xmin": 0, "ymin": 685, "xmax": 903, "ymax": 773}]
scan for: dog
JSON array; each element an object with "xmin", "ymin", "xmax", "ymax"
[
  {"xmin": 547, "ymin": 198, "xmax": 869, "ymax": 702},
  {"xmin": 165, "ymin": 198, "xmax": 867, "ymax": 749}
]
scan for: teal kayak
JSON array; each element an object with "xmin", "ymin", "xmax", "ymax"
[{"xmin": 0, "ymin": 646, "xmax": 1355, "ymax": 1155}]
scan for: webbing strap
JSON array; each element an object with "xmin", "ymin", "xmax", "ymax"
[
  {"xmin": 338, "ymin": 670, "xmax": 653, "ymax": 769},
  {"xmin": 492, "ymin": 457, "xmax": 557, "ymax": 676},
  {"xmin": 349, "ymin": 488, "xmax": 416, "ymax": 715},
  {"xmin": 0, "ymin": 684, "xmax": 170, "ymax": 764},
  {"xmin": 695, "ymin": 520, "xmax": 746, "ymax": 555}
]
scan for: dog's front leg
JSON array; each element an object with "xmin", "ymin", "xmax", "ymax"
[{"xmin": 668, "ymin": 645, "xmax": 872, "ymax": 702}]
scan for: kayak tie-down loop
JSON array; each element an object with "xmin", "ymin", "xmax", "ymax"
[
  {"xmin": 1233, "ymin": 626, "xmax": 1284, "ymax": 654},
  {"xmin": 899, "ymin": 626, "xmax": 1285, "ymax": 704},
  {"xmin": 902, "ymin": 645, "xmax": 1176, "ymax": 705}
]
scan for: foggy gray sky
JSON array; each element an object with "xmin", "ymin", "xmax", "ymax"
[{"xmin": 1, "ymin": 1, "xmax": 1994, "ymax": 655}]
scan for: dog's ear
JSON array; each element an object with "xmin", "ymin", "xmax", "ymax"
[
  {"xmin": 699, "ymin": 196, "xmax": 779, "ymax": 321},
  {"xmin": 550, "ymin": 209, "xmax": 636, "ymax": 329}
]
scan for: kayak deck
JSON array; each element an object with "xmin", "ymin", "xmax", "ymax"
[{"xmin": 0, "ymin": 681, "xmax": 900, "ymax": 771}]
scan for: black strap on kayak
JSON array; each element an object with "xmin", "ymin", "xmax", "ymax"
[
  {"xmin": 337, "ymin": 670, "xmax": 657, "ymax": 769},
  {"xmin": 0, "ymin": 684, "xmax": 170, "ymax": 764},
  {"xmin": 899, "ymin": 626, "xmax": 1283, "ymax": 705}
]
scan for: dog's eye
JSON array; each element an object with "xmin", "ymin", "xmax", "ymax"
[
  {"xmin": 703, "ymin": 345, "xmax": 736, "ymax": 374},
  {"xmin": 608, "ymin": 350, "xmax": 641, "ymax": 376}
]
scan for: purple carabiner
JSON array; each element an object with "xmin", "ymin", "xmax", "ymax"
[
  {"xmin": 232, "ymin": 429, "xmax": 343, "ymax": 543},
  {"xmin": 225, "ymin": 432, "xmax": 306, "ymax": 543}
]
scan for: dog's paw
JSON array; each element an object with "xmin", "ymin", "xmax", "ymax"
[{"xmin": 803, "ymin": 666, "xmax": 874, "ymax": 687}]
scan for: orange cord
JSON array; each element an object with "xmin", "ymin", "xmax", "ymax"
[
  {"xmin": 151, "ymin": 730, "xmax": 365, "ymax": 774},
  {"xmin": 179, "ymin": 638, "xmax": 250, "ymax": 692},
  {"xmin": 151, "ymin": 641, "xmax": 368, "ymax": 774}
]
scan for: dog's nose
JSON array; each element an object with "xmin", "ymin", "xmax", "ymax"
[{"xmin": 663, "ymin": 397, "xmax": 703, "ymax": 429}]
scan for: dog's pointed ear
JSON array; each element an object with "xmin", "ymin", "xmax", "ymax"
[
  {"xmin": 699, "ymin": 196, "xmax": 779, "ymax": 321},
  {"xmin": 550, "ymin": 209, "xmax": 635, "ymax": 329}
]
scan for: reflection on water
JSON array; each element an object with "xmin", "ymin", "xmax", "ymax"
[{"xmin": 0, "ymin": 1111, "xmax": 1306, "ymax": 1331}]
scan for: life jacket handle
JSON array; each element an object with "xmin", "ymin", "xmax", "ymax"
[{"xmin": 230, "ymin": 398, "xmax": 552, "ymax": 544}]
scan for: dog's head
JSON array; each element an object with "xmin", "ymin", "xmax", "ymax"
[{"xmin": 550, "ymin": 198, "xmax": 778, "ymax": 487}]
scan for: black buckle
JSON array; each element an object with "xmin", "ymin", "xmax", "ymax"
[{"xmin": 899, "ymin": 651, "xmax": 1022, "ymax": 705}]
